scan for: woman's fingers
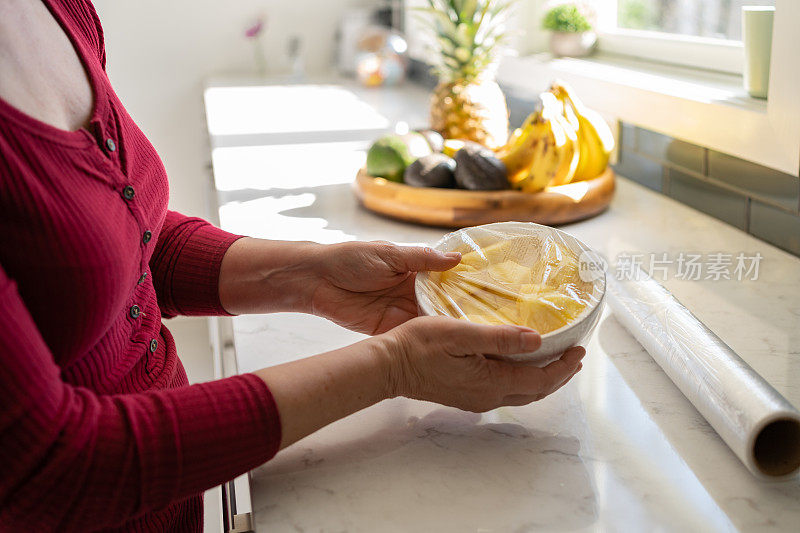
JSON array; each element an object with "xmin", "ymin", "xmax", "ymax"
[
  {"xmin": 498, "ymin": 360, "xmax": 583, "ymax": 407},
  {"xmin": 430, "ymin": 318, "xmax": 542, "ymax": 355},
  {"xmin": 378, "ymin": 243, "xmax": 461, "ymax": 273},
  {"xmin": 541, "ymin": 346, "xmax": 585, "ymax": 383},
  {"xmin": 540, "ymin": 360, "xmax": 583, "ymax": 398},
  {"xmin": 501, "ymin": 394, "xmax": 544, "ymax": 406},
  {"xmin": 549, "ymin": 362, "xmax": 582, "ymax": 395},
  {"xmin": 388, "ymin": 316, "xmax": 586, "ymax": 412},
  {"xmin": 500, "ymin": 364, "xmax": 582, "ymax": 407},
  {"xmin": 497, "ymin": 346, "xmax": 585, "ymax": 396}
]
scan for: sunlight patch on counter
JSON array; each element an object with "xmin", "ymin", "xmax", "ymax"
[
  {"xmin": 212, "ymin": 142, "xmax": 367, "ymax": 191},
  {"xmin": 205, "ymin": 85, "xmax": 389, "ymax": 136},
  {"xmin": 219, "ymin": 193, "xmax": 356, "ymax": 244}
]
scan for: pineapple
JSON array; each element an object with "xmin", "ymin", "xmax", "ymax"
[{"xmin": 419, "ymin": 0, "xmax": 512, "ymax": 149}]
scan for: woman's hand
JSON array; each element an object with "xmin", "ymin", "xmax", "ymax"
[
  {"xmin": 258, "ymin": 315, "xmax": 585, "ymax": 449},
  {"xmin": 309, "ymin": 241, "xmax": 461, "ymax": 334},
  {"xmin": 219, "ymin": 239, "xmax": 458, "ymax": 330},
  {"xmin": 377, "ymin": 316, "xmax": 585, "ymax": 412}
]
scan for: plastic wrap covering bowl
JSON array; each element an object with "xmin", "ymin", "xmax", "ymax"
[{"xmin": 415, "ymin": 222, "xmax": 605, "ymax": 366}]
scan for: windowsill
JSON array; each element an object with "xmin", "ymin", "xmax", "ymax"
[
  {"xmin": 496, "ymin": 52, "xmax": 797, "ymax": 176},
  {"xmin": 499, "ymin": 52, "xmax": 764, "ymax": 113}
]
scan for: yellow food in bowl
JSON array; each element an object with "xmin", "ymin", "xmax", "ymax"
[{"xmin": 426, "ymin": 235, "xmax": 594, "ymax": 334}]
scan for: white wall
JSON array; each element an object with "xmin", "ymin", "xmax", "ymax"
[{"xmin": 93, "ymin": 0, "xmax": 373, "ymax": 217}]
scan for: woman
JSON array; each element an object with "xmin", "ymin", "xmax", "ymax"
[{"xmin": 0, "ymin": 1, "xmax": 586, "ymax": 531}]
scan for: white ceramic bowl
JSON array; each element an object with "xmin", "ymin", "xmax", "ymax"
[{"xmin": 415, "ymin": 222, "xmax": 606, "ymax": 366}]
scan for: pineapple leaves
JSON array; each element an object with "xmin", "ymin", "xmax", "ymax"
[
  {"xmin": 416, "ymin": 0, "xmax": 514, "ymax": 83},
  {"xmin": 430, "ymin": 0, "xmax": 459, "ymax": 23},
  {"xmin": 437, "ymin": 36, "xmax": 456, "ymax": 55},
  {"xmin": 489, "ymin": 1, "xmax": 512, "ymax": 19},
  {"xmin": 414, "ymin": 7, "xmax": 459, "ymax": 36},
  {"xmin": 460, "ymin": 0, "xmax": 478, "ymax": 23},
  {"xmin": 475, "ymin": 0, "xmax": 491, "ymax": 30},
  {"xmin": 455, "ymin": 23, "xmax": 471, "ymax": 47}
]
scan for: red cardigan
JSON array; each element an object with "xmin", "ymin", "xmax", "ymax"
[{"xmin": 0, "ymin": 1, "xmax": 281, "ymax": 531}]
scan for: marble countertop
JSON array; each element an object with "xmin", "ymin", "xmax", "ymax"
[
  {"xmin": 204, "ymin": 76, "xmax": 431, "ymax": 149},
  {"xmin": 207, "ymin": 78, "xmax": 800, "ymax": 532}
]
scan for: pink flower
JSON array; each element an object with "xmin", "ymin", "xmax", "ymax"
[{"xmin": 245, "ymin": 17, "xmax": 265, "ymax": 39}]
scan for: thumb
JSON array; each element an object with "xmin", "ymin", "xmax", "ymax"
[{"xmin": 386, "ymin": 245, "xmax": 461, "ymax": 273}]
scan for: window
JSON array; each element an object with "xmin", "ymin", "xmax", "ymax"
[
  {"xmin": 616, "ymin": 0, "xmax": 774, "ymax": 40},
  {"xmin": 594, "ymin": 0, "xmax": 776, "ymax": 74},
  {"xmin": 495, "ymin": 1, "xmax": 799, "ymax": 175}
]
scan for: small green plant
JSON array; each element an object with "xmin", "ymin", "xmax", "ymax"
[
  {"xmin": 618, "ymin": 0, "xmax": 658, "ymax": 32},
  {"xmin": 542, "ymin": 4, "xmax": 592, "ymax": 33}
]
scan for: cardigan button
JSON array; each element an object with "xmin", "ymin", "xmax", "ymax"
[
  {"xmin": 142, "ymin": 230, "xmax": 152, "ymax": 244},
  {"xmin": 122, "ymin": 185, "xmax": 135, "ymax": 200},
  {"xmin": 137, "ymin": 272, "xmax": 148, "ymax": 285},
  {"xmin": 106, "ymin": 138, "xmax": 117, "ymax": 152},
  {"xmin": 150, "ymin": 339, "xmax": 158, "ymax": 352},
  {"xmin": 129, "ymin": 305, "xmax": 141, "ymax": 319}
]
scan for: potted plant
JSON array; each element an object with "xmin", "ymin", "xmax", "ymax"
[{"xmin": 542, "ymin": 3, "xmax": 596, "ymax": 57}]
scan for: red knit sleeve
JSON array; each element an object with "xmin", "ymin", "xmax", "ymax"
[
  {"xmin": 0, "ymin": 267, "xmax": 282, "ymax": 531},
  {"xmin": 150, "ymin": 211, "xmax": 243, "ymax": 318}
]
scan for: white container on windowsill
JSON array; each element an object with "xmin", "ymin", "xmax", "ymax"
[
  {"xmin": 549, "ymin": 31, "xmax": 597, "ymax": 58},
  {"xmin": 742, "ymin": 6, "xmax": 775, "ymax": 100}
]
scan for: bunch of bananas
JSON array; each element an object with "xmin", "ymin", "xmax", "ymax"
[{"xmin": 495, "ymin": 81, "xmax": 615, "ymax": 193}]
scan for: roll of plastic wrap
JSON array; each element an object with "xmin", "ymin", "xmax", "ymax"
[{"xmin": 606, "ymin": 267, "xmax": 800, "ymax": 480}]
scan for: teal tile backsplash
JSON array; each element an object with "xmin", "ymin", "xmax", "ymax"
[
  {"xmin": 612, "ymin": 122, "xmax": 800, "ymax": 257},
  {"xmin": 749, "ymin": 201, "xmax": 800, "ymax": 256},
  {"xmin": 667, "ymin": 169, "xmax": 748, "ymax": 230},
  {"xmin": 620, "ymin": 123, "xmax": 636, "ymax": 150},
  {"xmin": 637, "ymin": 128, "xmax": 705, "ymax": 173},
  {"xmin": 615, "ymin": 150, "xmax": 664, "ymax": 192},
  {"xmin": 707, "ymin": 151, "xmax": 800, "ymax": 211}
]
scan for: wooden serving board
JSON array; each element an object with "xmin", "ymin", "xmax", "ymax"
[{"xmin": 353, "ymin": 167, "xmax": 615, "ymax": 228}]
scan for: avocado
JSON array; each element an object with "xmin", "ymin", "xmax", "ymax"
[
  {"xmin": 366, "ymin": 133, "xmax": 433, "ymax": 182},
  {"xmin": 454, "ymin": 142, "xmax": 508, "ymax": 190},
  {"xmin": 366, "ymin": 136, "xmax": 410, "ymax": 182},
  {"xmin": 402, "ymin": 132, "xmax": 434, "ymax": 160},
  {"xmin": 404, "ymin": 154, "xmax": 457, "ymax": 188},
  {"xmin": 417, "ymin": 130, "xmax": 445, "ymax": 153}
]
